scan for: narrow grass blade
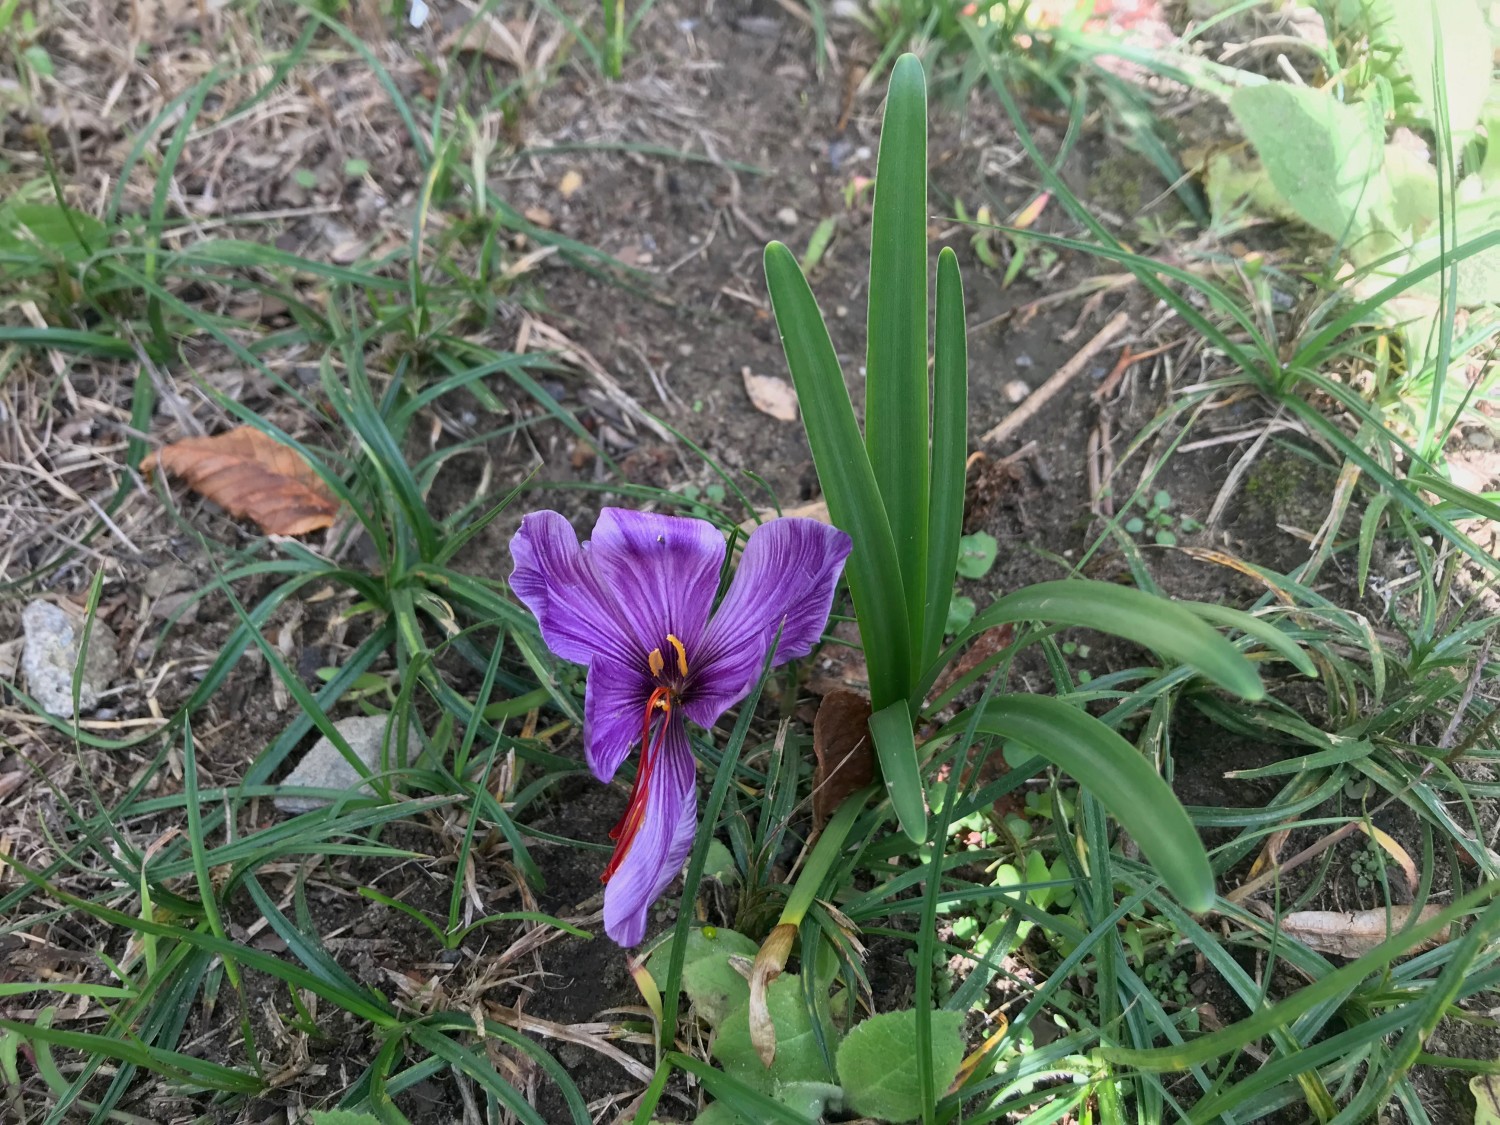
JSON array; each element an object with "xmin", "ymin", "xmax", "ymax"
[
  {"xmin": 923, "ymin": 247, "xmax": 967, "ymax": 674},
  {"xmin": 866, "ymin": 52, "xmax": 931, "ymax": 670},
  {"xmin": 869, "ymin": 698, "xmax": 927, "ymax": 843},
  {"xmin": 0, "ymin": 1019, "xmax": 260, "ymax": 1094},
  {"xmin": 1106, "ymin": 884, "xmax": 1500, "ymax": 1074},
  {"xmin": 944, "ymin": 580, "xmax": 1263, "ymax": 701},
  {"xmin": 945, "ymin": 696, "xmax": 1214, "ymax": 911},
  {"xmin": 764, "ymin": 240, "xmax": 912, "ymax": 705},
  {"xmin": 633, "ymin": 1052, "xmax": 817, "ymax": 1124},
  {"xmin": 1184, "ymin": 604, "xmax": 1317, "ymax": 679}
]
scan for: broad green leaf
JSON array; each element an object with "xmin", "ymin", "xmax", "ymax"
[
  {"xmin": 836, "ymin": 1009, "xmax": 964, "ymax": 1123},
  {"xmin": 0, "ymin": 202, "xmax": 108, "ymax": 261},
  {"xmin": 1472, "ymin": 1074, "xmax": 1500, "ymax": 1125},
  {"xmin": 955, "ymin": 532, "xmax": 998, "ymax": 579},
  {"xmin": 949, "ymin": 580, "xmax": 1263, "ymax": 701},
  {"xmin": 945, "ymin": 595, "xmax": 976, "ymax": 636},
  {"xmin": 1381, "ymin": 143, "xmax": 1440, "ymax": 235},
  {"xmin": 865, "ymin": 53, "xmax": 930, "ymax": 667},
  {"xmin": 1401, "ymin": 193, "xmax": 1500, "ymax": 304},
  {"xmin": 924, "ymin": 247, "xmax": 968, "ymax": 668},
  {"xmin": 1373, "ymin": 0, "xmax": 1490, "ymax": 141},
  {"xmin": 777, "ymin": 1082, "xmax": 844, "ymax": 1121},
  {"xmin": 713, "ymin": 975, "xmax": 836, "ymax": 1094},
  {"xmin": 646, "ymin": 926, "xmax": 758, "ymax": 1029},
  {"xmin": 694, "ymin": 1103, "xmax": 743, "ymax": 1125},
  {"xmin": 870, "ymin": 698, "xmax": 927, "ymax": 842},
  {"xmin": 311, "ymin": 1113, "xmax": 384, "ymax": 1125},
  {"xmin": 1183, "ymin": 603, "xmax": 1317, "ymax": 679},
  {"xmin": 765, "ymin": 241, "xmax": 912, "ymax": 706},
  {"xmin": 649, "ymin": 1052, "xmax": 817, "ymax": 1124},
  {"xmin": 1228, "ymin": 84, "xmax": 1389, "ymax": 243},
  {"xmin": 943, "ymin": 696, "xmax": 1214, "ymax": 911}
]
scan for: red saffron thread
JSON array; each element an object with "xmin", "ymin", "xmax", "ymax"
[{"xmin": 602, "ymin": 685, "xmax": 673, "ymax": 881}]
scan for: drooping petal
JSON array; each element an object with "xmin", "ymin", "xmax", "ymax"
[
  {"xmin": 509, "ymin": 510, "xmax": 639, "ymax": 668},
  {"xmin": 584, "ymin": 657, "xmax": 653, "ymax": 782},
  {"xmin": 587, "ymin": 508, "xmax": 726, "ymax": 653},
  {"xmin": 685, "ymin": 518, "xmax": 851, "ymax": 728},
  {"xmin": 602, "ymin": 715, "xmax": 698, "ymax": 947}
]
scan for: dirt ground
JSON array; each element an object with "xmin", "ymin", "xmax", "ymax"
[{"xmin": 3, "ymin": 0, "xmax": 1498, "ymax": 1121}]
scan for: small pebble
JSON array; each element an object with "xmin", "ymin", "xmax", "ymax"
[
  {"xmin": 775, "ymin": 206, "xmax": 799, "ymax": 228},
  {"xmin": 1003, "ymin": 379, "xmax": 1030, "ymax": 404},
  {"xmin": 20, "ymin": 600, "xmax": 119, "ymax": 718},
  {"xmin": 274, "ymin": 715, "xmax": 421, "ymax": 813},
  {"xmin": 1468, "ymin": 429, "xmax": 1495, "ymax": 450}
]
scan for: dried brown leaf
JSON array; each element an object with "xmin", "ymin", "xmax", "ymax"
[
  {"xmin": 1357, "ymin": 823, "xmax": 1419, "ymax": 896},
  {"xmin": 1279, "ymin": 904, "xmax": 1449, "ymax": 959},
  {"xmin": 812, "ymin": 689, "xmax": 873, "ymax": 829},
  {"xmin": 928, "ymin": 624, "xmax": 1016, "ymax": 704},
  {"xmin": 738, "ymin": 500, "xmax": 831, "ymax": 536},
  {"xmin": 144, "ymin": 426, "xmax": 337, "ymax": 536},
  {"xmin": 741, "ymin": 366, "xmax": 799, "ymax": 422}
]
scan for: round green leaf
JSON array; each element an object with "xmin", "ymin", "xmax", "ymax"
[
  {"xmin": 713, "ymin": 975, "xmax": 836, "ymax": 1094},
  {"xmin": 647, "ymin": 926, "xmax": 758, "ymax": 1029},
  {"xmin": 955, "ymin": 532, "xmax": 998, "ymax": 579},
  {"xmin": 836, "ymin": 1009, "xmax": 965, "ymax": 1124}
]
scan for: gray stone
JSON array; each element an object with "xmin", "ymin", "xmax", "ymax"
[
  {"xmin": 20, "ymin": 600, "xmax": 119, "ymax": 717},
  {"xmin": 274, "ymin": 714, "xmax": 420, "ymax": 813}
]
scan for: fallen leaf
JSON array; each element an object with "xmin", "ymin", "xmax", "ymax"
[
  {"xmin": 440, "ymin": 17, "xmax": 524, "ymax": 63},
  {"xmin": 812, "ymin": 689, "xmax": 874, "ymax": 829},
  {"xmin": 1278, "ymin": 904, "xmax": 1449, "ymax": 959},
  {"xmin": 558, "ymin": 170, "xmax": 583, "ymax": 198},
  {"xmin": 738, "ymin": 499, "xmax": 831, "ymax": 535},
  {"xmin": 144, "ymin": 427, "xmax": 338, "ymax": 536},
  {"xmin": 742, "ymin": 367, "xmax": 799, "ymax": 422},
  {"xmin": 1246, "ymin": 827, "xmax": 1292, "ymax": 884},
  {"xmin": 928, "ymin": 624, "xmax": 1016, "ymax": 705}
]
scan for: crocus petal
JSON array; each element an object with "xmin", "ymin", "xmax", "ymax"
[
  {"xmin": 585, "ymin": 657, "xmax": 653, "ymax": 782},
  {"xmin": 509, "ymin": 510, "xmax": 638, "ymax": 668},
  {"xmin": 587, "ymin": 508, "xmax": 726, "ymax": 654},
  {"xmin": 602, "ymin": 716, "xmax": 697, "ymax": 947},
  {"xmin": 685, "ymin": 518, "xmax": 851, "ymax": 728}
]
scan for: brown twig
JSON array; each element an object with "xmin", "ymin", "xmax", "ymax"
[{"xmin": 980, "ymin": 311, "xmax": 1130, "ymax": 446}]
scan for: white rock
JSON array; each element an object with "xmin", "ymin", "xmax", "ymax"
[
  {"xmin": 775, "ymin": 206, "xmax": 799, "ymax": 228},
  {"xmin": 274, "ymin": 714, "xmax": 421, "ymax": 813},
  {"xmin": 1003, "ymin": 379, "xmax": 1031, "ymax": 404},
  {"xmin": 20, "ymin": 600, "xmax": 119, "ymax": 718}
]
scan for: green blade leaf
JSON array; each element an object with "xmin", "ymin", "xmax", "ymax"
[
  {"xmin": 869, "ymin": 698, "xmax": 926, "ymax": 843},
  {"xmin": 948, "ymin": 695, "xmax": 1214, "ymax": 911},
  {"xmin": 922, "ymin": 247, "xmax": 967, "ymax": 674},
  {"xmin": 865, "ymin": 52, "xmax": 929, "ymax": 671},
  {"xmin": 0, "ymin": 1018, "xmax": 261, "ymax": 1094},
  {"xmin": 1105, "ymin": 886, "xmax": 1500, "ymax": 1074},
  {"xmin": 764, "ymin": 241, "xmax": 911, "ymax": 705},
  {"xmin": 1183, "ymin": 603, "xmax": 1317, "ymax": 679},
  {"xmin": 946, "ymin": 580, "xmax": 1263, "ymax": 701}
]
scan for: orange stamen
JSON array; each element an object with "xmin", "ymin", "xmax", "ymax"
[{"xmin": 602, "ymin": 686, "xmax": 673, "ymax": 882}]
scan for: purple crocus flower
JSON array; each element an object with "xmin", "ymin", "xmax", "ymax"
[{"xmin": 509, "ymin": 507, "xmax": 852, "ymax": 946}]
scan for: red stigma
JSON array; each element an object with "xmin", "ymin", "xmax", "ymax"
[{"xmin": 602, "ymin": 685, "xmax": 673, "ymax": 882}]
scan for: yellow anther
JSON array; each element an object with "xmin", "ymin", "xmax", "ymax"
[
  {"xmin": 648, "ymin": 647, "xmax": 665, "ymax": 677},
  {"xmin": 666, "ymin": 633, "xmax": 689, "ymax": 677}
]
